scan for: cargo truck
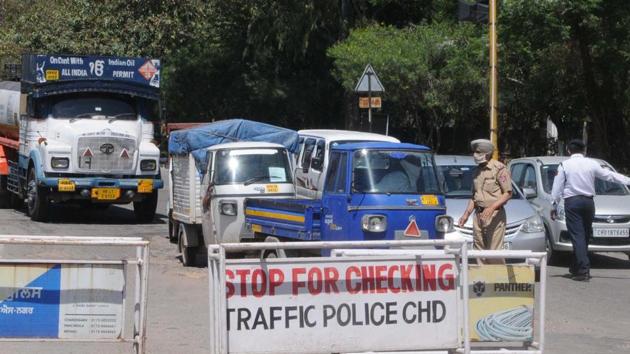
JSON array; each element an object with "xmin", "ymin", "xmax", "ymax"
[
  {"xmin": 167, "ymin": 119, "xmax": 299, "ymax": 266},
  {"xmin": 0, "ymin": 54, "xmax": 163, "ymax": 221}
]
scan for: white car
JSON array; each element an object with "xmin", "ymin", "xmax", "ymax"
[
  {"xmin": 436, "ymin": 155, "xmax": 546, "ymax": 254},
  {"xmin": 509, "ymin": 156, "xmax": 630, "ymax": 262}
]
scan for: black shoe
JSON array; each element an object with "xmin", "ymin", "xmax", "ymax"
[{"xmin": 572, "ymin": 273, "xmax": 591, "ymax": 282}]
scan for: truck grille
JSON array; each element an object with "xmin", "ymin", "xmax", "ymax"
[{"xmin": 77, "ymin": 136, "xmax": 136, "ymax": 173}]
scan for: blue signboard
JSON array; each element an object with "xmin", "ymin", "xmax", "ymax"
[
  {"xmin": 0, "ymin": 264, "xmax": 124, "ymax": 339},
  {"xmin": 22, "ymin": 54, "xmax": 160, "ymax": 88},
  {"xmin": 0, "ymin": 264, "xmax": 61, "ymax": 337}
]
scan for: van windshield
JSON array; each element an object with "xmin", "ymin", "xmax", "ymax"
[
  {"xmin": 542, "ymin": 164, "xmax": 629, "ymax": 195},
  {"xmin": 214, "ymin": 149, "xmax": 292, "ymax": 185},
  {"xmin": 352, "ymin": 150, "xmax": 440, "ymax": 194}
]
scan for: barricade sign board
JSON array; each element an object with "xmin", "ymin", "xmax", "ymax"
[
  {"xmin": 0, "ymin": 263, "xmax": 124, "ymax": 339},
  {"xmin": 468, "ymin": 264, "xmax": 535, "ymax": 342},
  {"xmin": 224, "ymin": 256, "xmax": 459, "ymax": 354}
]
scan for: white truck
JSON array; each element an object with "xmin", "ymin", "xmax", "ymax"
[
  {"xmin": 0, "ymin": 54, "xmax": 163, "ymax": 221},
  {"xmin": 167, "ymin": 120, "xmax": 298, "ymax": 266}
]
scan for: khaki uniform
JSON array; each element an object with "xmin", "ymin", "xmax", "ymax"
[{"xmin": 471, "ymin": 160, "xmax": 512, "ymax": 264}]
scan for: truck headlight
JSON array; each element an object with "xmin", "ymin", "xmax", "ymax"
[
  {"xmin": 435, "ymin": 215, "xmax": 454, "ymax": 233},
  {"xmin": 141, "ymin": 159, "xmax": 157, "ymax": 171},
  {"xmin": 361, "ymin": 214, "xmax": 387, "ymax": 232},
  {"xmin": 51, "ymin": 157, "xmax": 69, "ymax": 169},
  {"xmin": 220, "ymin": 201, "xmax": 237, "ymax": 216},
  {"xmin": 521, "ymin": 215, "xmax": 544, "ymax": 233}
]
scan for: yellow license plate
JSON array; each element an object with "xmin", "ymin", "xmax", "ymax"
[
  {"xmin": 58, "ymin": 179, "xmax": 76, "ymax": 192},
  {"xmin": 138, "ymin": 179, "xmax": 153, "ymax": 193},
  {"xmin": 265, "ymin": 184, "xmax": 279, "ymax": 193},
  {"xmin": 421, "ymin": 194, "xmax": 439, "ymax": 205},
  {"xmin": 251, "ymin": 224, "xmax": 262, "ymax": 233},
  {"xmin": 91, "ymin": 188, "xmax": 120, "ymax": 200}
]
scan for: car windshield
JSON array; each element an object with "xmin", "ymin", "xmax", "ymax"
[
  {"xmin": 352, "ymin": 150, "xmax": 440, "ymax": 194},
  {"xmin": 438, "ymin": 165, "xmax": 522, "ymax": 199},
  {"xmin": 47, "ymin": 95, "xmax": 137, "ymax": 120},
  {"xmin": 214, "ymin": 148, "xmax": 292, "ymax": 185},
  {"xmin": 541, "ymin": 164, "xmax": 629, "ymax": 195}
]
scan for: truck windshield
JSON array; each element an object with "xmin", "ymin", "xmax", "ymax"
[
  {"xmin": 438, "ymin": 165, "xmax": 522, "ymax": 199},
  {"xmin": 47, "ymin": 95, "xmax": 137, "ymax": 120},
  {"xmin": 352, "ymin": 150, "xmax": 440, "ymax": 194},
  {"xmin": 214, "ymin": 149, "xmax": 292, "ymax": 185},
  {"xmin": 542, "ymin": 164, "xmax": 629, "ymax": 195}
]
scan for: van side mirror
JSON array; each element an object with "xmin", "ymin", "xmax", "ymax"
[
  {"xmin": 311, "ymin": 157, "xmax": 323, "ymax": 171},
  {"xmin": 522, "ymin": 187, "xmax": 537, "ymax": 199}
]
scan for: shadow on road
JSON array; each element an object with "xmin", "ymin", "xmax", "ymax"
[{"xmin": 12, "ymin": 204, "xmax": 167, "ymax": 226}]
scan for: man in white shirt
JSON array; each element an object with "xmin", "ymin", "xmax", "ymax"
[{"xmin": 551, "ymin": 139, "xmax": 630, "ymax": 281}]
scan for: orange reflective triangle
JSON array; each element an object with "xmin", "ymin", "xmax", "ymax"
[
  {"xmin": 403, "ymin": 219, "xmax": 421, "ymax": 237},
  {"xmin": 83, "ymin": 148, "xmax": 93, "ymax": 157}
]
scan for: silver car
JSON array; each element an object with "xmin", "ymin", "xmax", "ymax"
[
  {"xmin": 436, "ymin": 155, "xmax": 546, "ymax": 253},
  {"xmin": 509, "ymin": 156, "xmax": 630, "ymax": 261}
]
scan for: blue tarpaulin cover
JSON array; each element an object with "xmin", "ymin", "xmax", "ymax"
[{"xmin": 168, "ymin": 119, "xmax": 299, "ymax": 173}]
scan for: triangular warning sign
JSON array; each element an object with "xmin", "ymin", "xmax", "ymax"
[
  {"xmin": 354, "ymin": 64, "xmax": 385, "ymax": 93},
  {"xmin": 120, "ymin": 148, "xmax": 130, "ymax": 159},
  {"xmin": 403, "ymin": 219, "xmax": 421, "ymax": 237},
  {"xmin": 83, "ymin": 148, "xmax": 93, "ymax": 157}
]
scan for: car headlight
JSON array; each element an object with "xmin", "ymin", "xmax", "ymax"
[
  {"xmin": 51, "ymin": 157, "xmax": 69, "ymax": 169},
  {"xmin": 521, "ymin": 215, "xmax": 544, "ymax": 233},
  {"xmin": 220, "ymin": 201, "xmax": 237, "ymax": 216},
  {"xmin": 141, "ymin": 159, "xmax": 157, "ymax": 171},
  {"xmin": 362, "ymin": 214, "xmax": 387, "ymax": 232},
  {"xmin": 435, "ymin": 215, "xmax": 454, "ymax": 233}
]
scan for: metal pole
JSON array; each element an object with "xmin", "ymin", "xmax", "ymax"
[
  {"xmin": 489, "ymin": 0, "xmax": 499, "ymax": 160},
  {"xmin": 385, "ymin": 114, "xmax": 390, "ymax": 136},
  {"xmin": 368, "ymin": 72, "xmax": 373, "ymax": 132}
]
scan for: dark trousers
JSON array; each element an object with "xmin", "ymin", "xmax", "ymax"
[{"xmin": 564, "ymin": 195, "xmax": 595, "ymax": 275}]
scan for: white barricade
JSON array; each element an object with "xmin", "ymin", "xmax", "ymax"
[
  {"xmin": 333, "ymin": 248, "xmax": 547, "ymax": 354},
  {"xmin": 208, "ymin": 239, "xmax": 471, "ymax": 354},
  {"xmin": 0, "ymin": 235, "xmax": 150, "ymax": 354}
]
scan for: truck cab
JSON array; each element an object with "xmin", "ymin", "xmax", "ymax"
[
  {"xmin": 0, "ymin": 54, "xmax": 163, "ymax": 221},
  {"xmin": 245, "ymin": 142, "xmax": 453, "ymax": 255}
]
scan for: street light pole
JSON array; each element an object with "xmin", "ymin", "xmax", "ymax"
[{"xmin": 489, "ymin": 0, "xmax": 499, "ymax": 160}]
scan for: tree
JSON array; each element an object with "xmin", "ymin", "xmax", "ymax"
[{"xmin": 328, "ymin": 22, "xmax": 487, "ymax": 150}]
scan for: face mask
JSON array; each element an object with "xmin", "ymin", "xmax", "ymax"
[{"xmin": 473, "ymin": 152, "xmax": 488, "ymax": 165}]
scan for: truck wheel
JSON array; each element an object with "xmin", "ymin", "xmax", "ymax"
[
  {"xmin": 133, "ymin": 191, "xmax": 158, "ymax": 223},
  {"xmin": 178, "ymin": 227, "xmax": 197, "ymax": 267},
  {"xmin": 26, "ymin": 169, "xmax": 49, "ymax": 221},
  {"xmin": 0, "ymin": 176, "xmax": 10, "ymax": 208}
]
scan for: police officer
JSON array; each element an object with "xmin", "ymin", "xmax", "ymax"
[
  {"xmin": 458, "ymin": 139, "xmax": 513, "ymax": 264},
  {"xmin": 551, "ymin": 139, "xmax": 630, "ymax": 281}
]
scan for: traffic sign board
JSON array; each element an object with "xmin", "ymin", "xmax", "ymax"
[
  {"xmin": 358, "ymin": 97, "xmax": 382, "ymax": 108},
  {"xmin": 354, "ymin": 64, "xmax": 385, "ymax": 93}
]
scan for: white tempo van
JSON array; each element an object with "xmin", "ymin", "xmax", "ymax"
[{"xmin": 294, "ymin": 129, "xmax": 400, "ymax": 199}]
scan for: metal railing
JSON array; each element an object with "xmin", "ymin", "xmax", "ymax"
[{"xmin": 0, "ymin": 235, "xmax": 150, "ymax": 354}]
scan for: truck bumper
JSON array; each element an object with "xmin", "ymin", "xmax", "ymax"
[
  {"xmin": 39, "ymin": 176, "xmax": 164, "ymax": 190},
  {"xmin": 38, "ymin": 176, "xmax": 163, "ymax": 204}
]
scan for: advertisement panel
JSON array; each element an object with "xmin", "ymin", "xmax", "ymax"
[
  {"xmin": 468, "ymin": 264, "xmax": 535, "ymax": 342},
  {"xmin": 0, "ymin": 264, "xmax": 124, "ymax": 339},
  {"xmin": 225, "ymin": 256, "xmax": 459, "ymax": 354}
]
